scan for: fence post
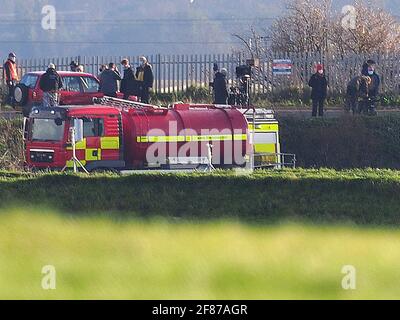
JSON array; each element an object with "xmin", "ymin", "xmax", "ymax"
[
  {"xmin": 157, "ymin": 54, "xmax": 161, "ymax": 94},
  {"xmin": 12, "ymin": 52, "xmax": 400, "ymax": 99}
]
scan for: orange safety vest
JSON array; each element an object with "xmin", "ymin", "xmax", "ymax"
[{"xmin": 4, "ymin": 60, "xmax": 18, "ymax": 81}]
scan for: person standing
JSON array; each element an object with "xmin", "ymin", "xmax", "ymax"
[
  {"xmin": 361, "ymin": 59, "xmax": 380, "ymax": 115},
  {"xmin": 98, "ymin": 63, "xmax": 122, "ymax": 98},
  {"xmin": 308, "ymin": 64, "xmax": 328, "ymax": 117},
  {"xmin": 99, "ymin": 64, "xmax": 108, "ymax": 75},
  {"xmin": 213, "ymin": 68, "xmax": 229, "ymax": 104},
  {"xmin": 346, "ymin": 75, "xmax": 371, "ymax": 114},
  {"xmin": 3, "ymin": 52, "xmax": 19, "ymax": 106},
  {"xmin": 120, "ymin": 59, "xmax": 137, "ymax": 100},
  {"xmin": 362, "ymin": 60, "xmax": 380, "ymax": 97},
  {"xmin": 39, "ymin": 63, "xmax": 63, "ymax": 108},
  {"xmin": 69, "ymin": 61, "xmax": 79, "ymax": 72},
  {"xmin": 135, "ymin": 56, "xmax": 154, "ymax": 104}
]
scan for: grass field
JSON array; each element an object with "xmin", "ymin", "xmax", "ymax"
[
  {"xmin": 1, "ymin": 169, "xmax": 400, "ymax": 299},
  {"xmin": 1, "ymin": 208, "xmax": 400, "ymax": 300},
  {"xmin": 1, "ymin": 169, "xmax": 400, "ymax": 224}
]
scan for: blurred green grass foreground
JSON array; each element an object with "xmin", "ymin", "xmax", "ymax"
[{"xmin": 1, "ymin": 208, "xmax": 400, "ymax": 300}]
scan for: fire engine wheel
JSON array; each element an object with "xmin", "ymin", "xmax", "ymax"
[{"xmin": 13, "ymin": 84, "xmax": 28, "ymax": 106}]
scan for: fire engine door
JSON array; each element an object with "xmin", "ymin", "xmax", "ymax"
[{"xmin": 82, "ymin": 117, "xmax": 103, "ymax": 162}]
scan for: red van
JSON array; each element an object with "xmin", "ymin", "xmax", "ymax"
[{"xmin": 14, "ymin": 71, "xmax": 137, "ymax": 116}]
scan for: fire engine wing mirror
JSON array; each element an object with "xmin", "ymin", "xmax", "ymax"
[{"xmin": 73, "ymin": 118, "xmax": 84, "ymax": 142}]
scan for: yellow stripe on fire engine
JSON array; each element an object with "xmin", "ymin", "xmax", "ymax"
[
  {"xmin": 254, "ymin": 143, "xmax": 276, "ymax": 154},
  {"xmin": 66, "ymin": 160, "xmax": 87, "ymax": 168},
  {"xmin": 137, "ymin": 136, "xmax": 186, "ymax": 143},
  {"xmin": 136, "ymin": 134, "xmax": 247, "ymax": 143},
  {"xmin": 101, "ymin": 137, "xmax": 120, "ymax": 150},
  {"xmin": 248, "ymin": 123, "xmax": 279, "ymax": 132},
  {"xmin": 85, "ymin": 148, "xmax": 101, "ymax": 161},
  {"xmin": 67, "ymin": 137, "xmax": 120, "ymax": 151},
  {"xmin": 66, "ymin": 139, "xmax": 87, "ymax": 150}
]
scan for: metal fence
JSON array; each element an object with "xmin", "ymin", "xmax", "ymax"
[{"xmin": 1, "ymin": 52, "xmax": 400, "ymax": 95}]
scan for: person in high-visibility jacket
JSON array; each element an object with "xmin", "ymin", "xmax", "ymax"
[
  {"xmin": 3, "ymin": 52, "xmax": 19, "ymax": 105},
  {"xmin": 135, "ymin": 56, "xmax": 154, "ymax": 104}
]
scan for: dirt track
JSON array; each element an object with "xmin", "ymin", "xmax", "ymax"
[
  {"xmin": 275, "ymin": 108, "xmax": 400, "ymax": 118},
  {"xmin": 1, "ymin": 108, "xmax": 400, "ymax": 120}
]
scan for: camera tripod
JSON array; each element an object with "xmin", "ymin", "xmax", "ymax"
[{"xmin": 61, "ymin": 127, "xmax": 89, "ymax": 174}]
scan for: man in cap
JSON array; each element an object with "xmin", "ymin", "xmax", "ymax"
[
  {"xmin": 3, "ymin": 52, "xmax": 19, "ymax": 105},
  {"xmin": 39, "ymin": 63, "xmax": 63, "ymax": 108},
  {"xmin": 69, "ymin": 61, "xmax": 79, "ymax": 72},
  {"xmin": 308, "ymin": 64, "xmax": 328, "ymax": 117},
  {"xmin": 135, "ymin": 56, "xmax": 154, "ymax": 104}
]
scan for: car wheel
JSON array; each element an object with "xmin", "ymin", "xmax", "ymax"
[{"xmin": 14, "ymin": 84, "xmax": 29, "ymax": 106}]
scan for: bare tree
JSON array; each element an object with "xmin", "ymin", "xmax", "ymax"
[
  {"xmin": 233, "ymin": 27, "xmax": 267, "ymax": 59},
  {"xmin": 236, "ymin": 0, "xmax": 400, "ymax": 56},
  {"xmin": 330, "ymin": 1, "xmax": 400, "ymax": 55},
  {"xmin": 269, "ymin": 0, "xmax": 332, "ymax": 54}
]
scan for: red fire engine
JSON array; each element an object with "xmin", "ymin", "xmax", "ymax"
[{"xmin": 24, "ymin": 97, "xmax": 258, "ymax": 171}]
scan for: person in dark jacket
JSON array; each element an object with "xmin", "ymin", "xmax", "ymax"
[
  {"xmin": 361, "ymin": 60, "xmax": 380, "ymax": 98},
  {"xmin": 361, "ymin": 60, "xmax": 380, "ymax": 115},
  {"xmin": 120, "ymin": 59, "xmax": 137, "ymax": 100},
  {"xmin": 99, "ymin": 64, "xmax": 108, "ymax": 75},
  {"xmin": 346, "ymin": 75, "xmax": 371, "ymax": 114},
  {"xmin": 99, "ymin": 63, "xmax": 122, "ymax": 97},
  {"xmin": 135, "ymin": 56, "xmax": 154, "ymax": 104},
  {"xmin": 213, "ymin": 68, "xmax": 229, "ymax": 104},
  {"xmin": 69, "ymin": 61, "xmax": 78, "ymax": 72},
  {"xmin": 3, "ymin": 52, "xmax": 19, "ymax": 106},
  {"xmin": 308, "ymin": 64, "xmax": 328, "ymax": 117},
  {"xmin": 39, "ymin": 63, "xmax": 63, "ymax": 107}
]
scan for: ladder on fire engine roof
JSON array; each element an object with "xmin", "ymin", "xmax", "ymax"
[{"xmin": 93, "ymin": 96, "xmax": 165, "ymax": 110}]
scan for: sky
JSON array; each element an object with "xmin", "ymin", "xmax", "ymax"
[{"xmin": 0, "ymin": 0, "xmax": 397, "ymax": 59}]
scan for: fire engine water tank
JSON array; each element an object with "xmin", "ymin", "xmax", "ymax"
[{"xmin": 121, "ymin": 104, "xmax": 249, "ymax": 169}]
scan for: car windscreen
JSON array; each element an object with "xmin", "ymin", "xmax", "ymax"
[
  {"xmin": 81, "ymin": 76, "xmax": 100, "ymax": 93},
  {"xmin": 62, "ymin": 76, "xmax": 82, "ymax": 92},
  {"xmin": 31, "ymin": 118, "xmax": 65, "ymax": 142},
  {"xmin": 20, "ymin": 74, "xmax": 39, "ymax": 89}
]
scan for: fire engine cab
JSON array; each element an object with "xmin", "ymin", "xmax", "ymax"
[{"xmin": 23, "ymin": 97, "xmax": 294, "ymax": 172}]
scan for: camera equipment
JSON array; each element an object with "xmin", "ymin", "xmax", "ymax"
[
  {"xmin": 235, "ymin": 65, "xmax": 251, "ymax": 78},
  {"xmin": 213, "ymin": 63, "xmax": 219, "ymax": 73},
  {"xmin": 61, "ymin": 119, "xmax": 89, "ymax": 174},
  {"xmin": 229, "ymin": 60, "xmax": 255, "ymax": 106},
  {"xmin": 228, "ymin": 85, "xmax": 249, "ymax": 106}
]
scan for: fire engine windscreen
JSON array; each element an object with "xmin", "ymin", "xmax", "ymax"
[{"xmin": 31, "ymin": 118, "xmax": 65, "ymax": 142}]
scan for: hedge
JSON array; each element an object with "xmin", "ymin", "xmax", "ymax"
[
  {"xmin": 3, "ymin": 113, "xmax": 400, "ymax": 170},
  {"xmin": 0, "ymin": 118, "xmax": 24, "ymax": 170},
  {"xmin": 279, "ymin": 114, "xmax": 400, "ymax": 169},
  {"xmin": 0, "ymin": 169, "xmax": 400, "ymax": 225}
]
